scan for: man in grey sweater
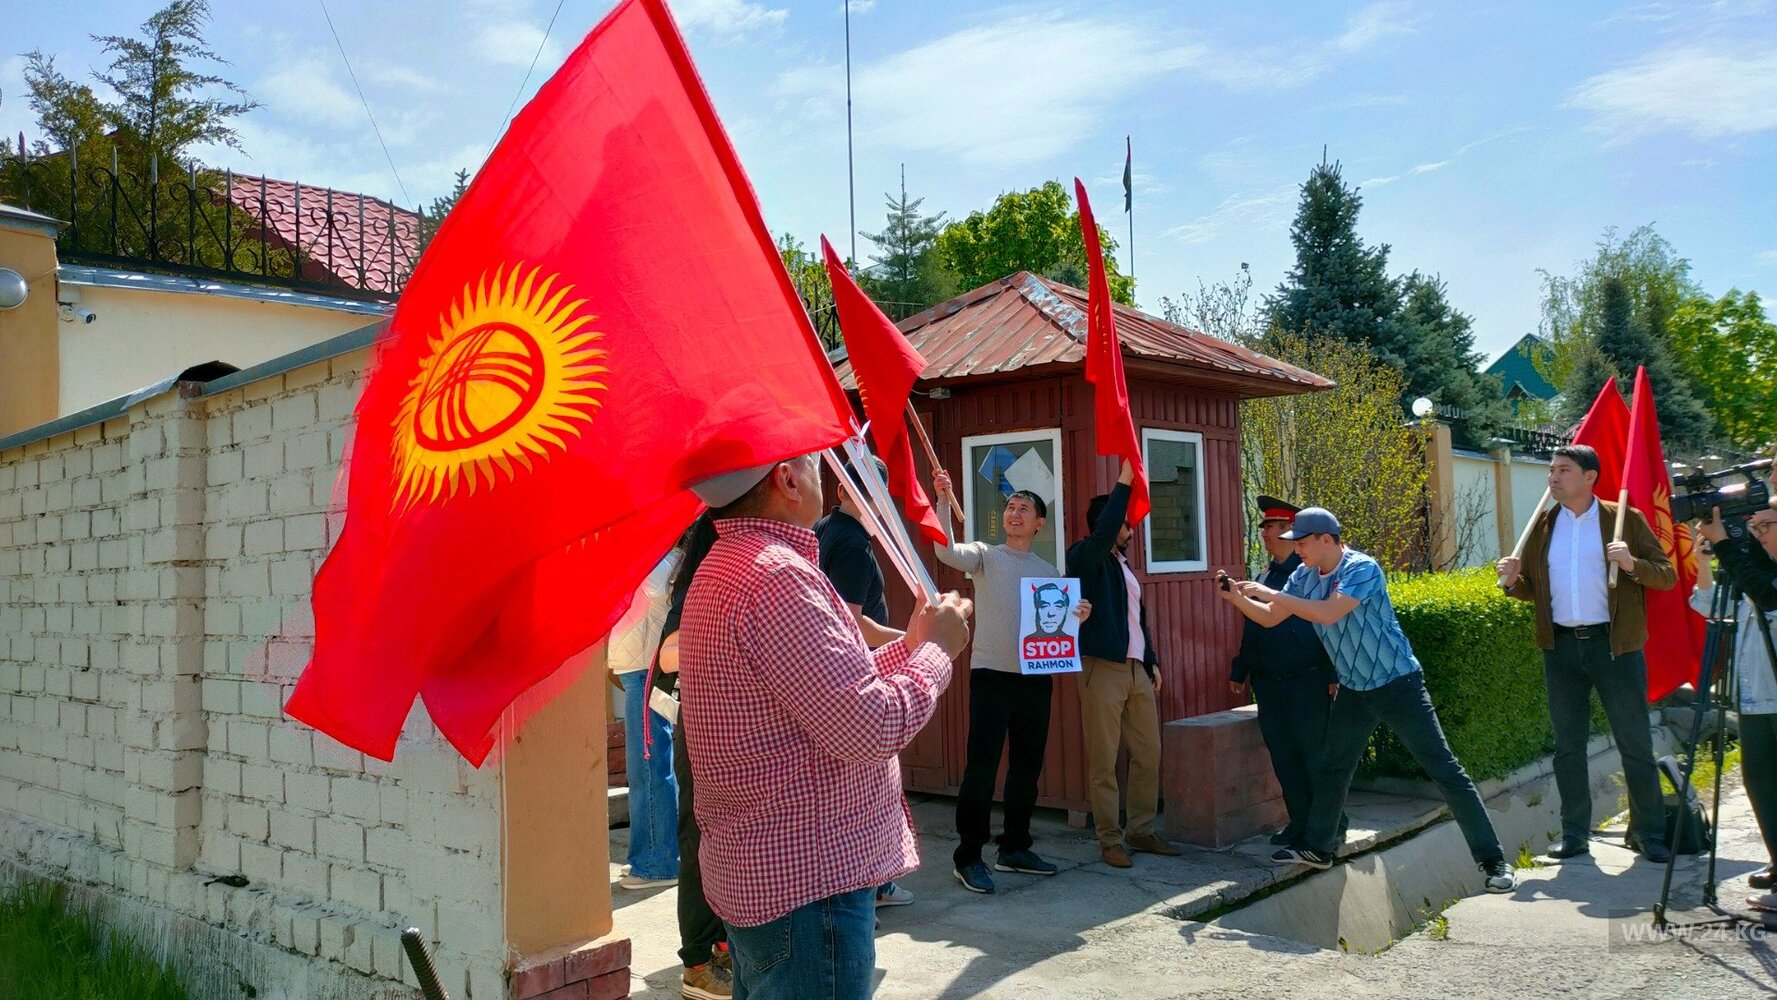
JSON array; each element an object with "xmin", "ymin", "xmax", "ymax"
[{"xmin": 933, "ymin": 471, "xmax": 1086, "ymax": 894}]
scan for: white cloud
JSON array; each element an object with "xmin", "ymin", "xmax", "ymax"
[
  {"xmin": 847, "ymin": 0, "xmax": 877, "ymax": 12},
  {"xmin": 1410, "ymin": 159, "xmax": 1450, "ymax": 174},
  {"xmin": 1360, "ymin": 174, "xmax": 1400, "ymax": 187},
  {"xmin": 673, "ymin": 0, "xmax": 789, "ymax": 40},
  {"xmin": 1758, "ymin": 249, "xmax": 1777, "ymax": 266},
  {"xmin": 777, "ymin": 14, "xmax": 1203, "ymax": 169},
  {"xmin": 1567, "ymin": 43, "xmax": 1777, "ymax": 140},
  {"xmin": 1329, "ymin": 1, "xmax": 1424, "ymax": 55},
  {"xmin": 364, "ymin": 64, "xmax": 444, "ymax": 93},
  {"xmin": 479, "ymin": 20, "xmax": 564, "ymax": 69},
  {"xmin": 258, "ymin": 53, "xmax": 365, "ymax": 130},
  {"xmin": 1162, "ymin": 184, "xmax": 1297, "ymax": 246}
]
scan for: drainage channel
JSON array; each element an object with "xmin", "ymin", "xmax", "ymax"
[{"xmin": 1175, "ymin": 734, "xmax": 1670, "ymax": 954}]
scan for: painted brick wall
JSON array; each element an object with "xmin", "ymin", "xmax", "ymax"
[{"xmin": 0, "ymin": 352, "xmax": 511, "ymax": 999}]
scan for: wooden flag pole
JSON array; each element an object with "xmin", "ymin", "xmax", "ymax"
[
  {"xmin": 1608, "ymin": 486, "xmax": 1630, "ymax": 588},
  {"xmin": 906, "ymin": 401, "xmax": 963, "ymax": 527},
  {"xmin": 1500, "ymin": 487, "xmax": 1551, "ymax": 589}
]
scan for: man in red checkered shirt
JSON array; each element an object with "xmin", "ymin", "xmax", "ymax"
[{"xmin": 679, "ymin": 453, "xmax": 972, "ymax": 999}]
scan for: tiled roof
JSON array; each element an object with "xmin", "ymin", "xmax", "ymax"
[
  {"xmin": 835, "ymin": 272, "xmax": 1333, "ymax": 398},
  {"xmin": 224, "ymin": 176, "xmax": 421, "ymax": 295}
]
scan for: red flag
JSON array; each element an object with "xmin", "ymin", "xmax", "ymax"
[
  {"xmin": 1074, "ymin": 178, "xmax": 1149, "ymax": 522},
  {"xmin": 1622, "ymin": 366, "xmax": 1706, "ymax": 700},
  {"xmin": 1570, "ymin": 377, "xmax": 1629, "ymax": 501},
  {"xmin": 286, "ymin": 0, "xmax": 852, "ymax": 763},
  {"xmin": 820, "ymin": 237, "xmax": 946, "ymax": 546}
]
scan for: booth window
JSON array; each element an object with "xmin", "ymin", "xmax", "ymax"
[
  {"xmin": 1142, "ymin": 428, "xmax": 1207, "ymax": 573},
  {"xmin": 959, "ymin": 429, "xmax": 1065, "ymax": 569}
]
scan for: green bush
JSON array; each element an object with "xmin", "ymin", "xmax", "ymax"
[
  {"xmin": 0, "ymin": 881, "xmax": 187, "ymax": 1000},
  {"xmin": 1364, "ymin": 567, "xmax": 1598, "ymax": 782}
]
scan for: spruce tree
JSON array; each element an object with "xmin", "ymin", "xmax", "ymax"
[
  {"xmin": 859, "ymin": 169, "xmax": 953, "ymax": 319},
  {"xmin": 1592, "ymin": 276, "xmax": 1713, "ymax": 447},
  {"xmin": 1264, "ymin": 161, "xmax": 1405, "ymax": 366},
  {"xmin": 1395, "ymin": 272, "xmax": 1509, "ymax": 437}
]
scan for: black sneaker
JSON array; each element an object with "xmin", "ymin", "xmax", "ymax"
[
  {"xmin": 1270, "ymin": 847, "xmax": 1333, "ymax": 870},
  {"xmin": 954, "ymin": 862, "xmax": 995, "ymax": 894},
  {"xmin": 995, "ymin": 848, "xmax": 1058, "ymax": 876},
  {"xmin": 1481, "ymin": 859, "xmax": 1517, "ymax": 894},
  {"xmin": 1269, "ymin": 828, "xmax": 1297, "ymax": 846}
]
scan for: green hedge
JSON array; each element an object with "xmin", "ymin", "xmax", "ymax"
[{"xmin": 1364, "ymin": 567, "xmax": 1599, "ymax": 782}]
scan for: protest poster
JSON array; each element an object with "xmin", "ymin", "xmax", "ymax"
[{"xmin": 1019, "ymin": 577, "xmax": 1083, "ymax": 675}]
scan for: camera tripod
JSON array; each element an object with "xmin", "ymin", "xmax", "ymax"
[{"xmin": 1652, "ymin": 561, "xmax": 1777, "ymax": 931}]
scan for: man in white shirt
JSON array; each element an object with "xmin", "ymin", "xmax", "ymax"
[{"xmin": 1498, "ymin": 445, "xmax": 1676, "ymax": 863}]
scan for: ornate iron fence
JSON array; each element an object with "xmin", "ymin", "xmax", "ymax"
[{"xmin": 8, "ymin": 150, "xmax": 420, "ymax": 303}]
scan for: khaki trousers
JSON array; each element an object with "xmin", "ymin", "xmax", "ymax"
[{"xmin": 1079, "ymin": 655, "xmax": 1162, "ymax": 848}]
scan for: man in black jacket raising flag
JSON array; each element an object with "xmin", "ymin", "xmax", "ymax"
[{"xmin": 1068, "ymin": 460, "xmax": 1182, "ymax": 868}]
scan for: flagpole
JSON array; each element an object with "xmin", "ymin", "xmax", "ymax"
[
  {"xmin": 843, "ymin": 0, "xmax": 858, "ymax": 264},
  {"xmin": 1125, "ymin": 135, "xmax": 1135, "ymax": 284},
  {"xmin": 1500, "ymin": 486, "xmax": 1551, "ymax": 588},
  {"xmin": 840, "ymin": 434, "xmax": 941, "ymax": 604},
  {"xmin": 1609, "ymin": 486, "xmax": 1630, "ymax": 588},
  {"xmin": 905, "ymin": 401, "xmax": 963, "ymax": 529}
]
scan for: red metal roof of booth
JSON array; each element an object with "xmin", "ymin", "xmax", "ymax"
[{"xmin": 835, "ymin": 271, "xmax": 1333, "ymax": 398}]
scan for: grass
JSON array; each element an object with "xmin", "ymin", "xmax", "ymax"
[
  {"xmin": 1515, "ymin": 843, "xmax": 1546, "ymax": 870},
  {"xmin": 0, "ymin": 882, "xmax": 188, "ymax": 1000},
  {"xmin": 1664, "ymin": 740, "xmax": 1742, "ymax": 797}
]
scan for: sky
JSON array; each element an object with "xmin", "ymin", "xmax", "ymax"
[{"xmin": 4, "ymin": 0, "xmax": 1775, "ymax": 362}]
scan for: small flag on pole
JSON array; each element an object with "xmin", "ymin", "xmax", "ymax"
[{"xmin": 1122, "ymin": 137, "xmax": 1133, "ymax": 213}]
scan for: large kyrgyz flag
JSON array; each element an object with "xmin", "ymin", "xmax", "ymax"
[
  {"xmin": 286, "ymin": 0, "xmax": 852, "ymax": 763},
  {"xmin": 1073, "ymin": 178, "xmax": 1149, "ymax": 523},
  {"xmin": 1621, "ymin": 366, "xmax": 1706, "ymax": 700},
  {"xmin": 820, "ymin": 237, "xmax": 947, "ymax": 545},
  {"xmin": 1570, "ymin": 377, "xmax": 1629, "ymax": 501}
]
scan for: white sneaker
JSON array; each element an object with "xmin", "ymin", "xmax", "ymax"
[
  {"xmin": 618, "ymin": 873, "xmax": 678, "ymax": 890},
  {"xmin": 875, "ymin": 881, "xmax": 914, "ymax": 907}
]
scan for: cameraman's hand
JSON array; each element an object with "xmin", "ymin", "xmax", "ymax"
[
  {"xmin": 1698, "ymin": 506, "xmax": 1729, "ymax": 544},
  {"xmin": 907, "ymin": 592, "xmax": 972, "ymax": 659}
]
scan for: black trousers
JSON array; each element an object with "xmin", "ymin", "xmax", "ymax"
[
  {"xmin": 1741, "ymin": 713, "xmax": 1777, "ymax": 866},
  {"xmin": 1543, "ymin": 633, "xmax": 1666, "ymax": 846},
  {"xmin": 672, "ymin": 717, "xmax": 725, "ymax": 968},
  {"xmin": 1252, "ymin": 672, "xmax": 1339, "ymax": 842},
  {"xmin": 954, "ymin": 670, "xmax": 1052, "ymax": 867}
]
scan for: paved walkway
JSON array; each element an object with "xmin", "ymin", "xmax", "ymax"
[{"xmin": 610, "ymin": 776, "xmax": 1777, "ymax": 998}]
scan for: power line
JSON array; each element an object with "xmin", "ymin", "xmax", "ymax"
[
  {"xmin": 318, "ymin": 0, "xmax": 412, "ymax": 205},
  {"xmin": 491, "ymin": 0, "xmax": 570, "ymax": 156}
]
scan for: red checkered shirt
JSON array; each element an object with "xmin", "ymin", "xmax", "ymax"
[{"xmin": 679, "ymin": 517, "xmax": 953, "ymax": 927}]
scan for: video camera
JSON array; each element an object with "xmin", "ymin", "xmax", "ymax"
[{"xmin": 1669, "ymin": 457, "xmax": 1772, "ymax": 530}]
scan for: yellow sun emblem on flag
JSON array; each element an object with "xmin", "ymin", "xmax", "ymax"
[{"xmin": 390, "ymin": 264, "xmax": 608, "ymax": 511}]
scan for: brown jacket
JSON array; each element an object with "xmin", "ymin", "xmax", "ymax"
[{"xmin": 1505, "ymin": 499, "xmax": 1677, "ymax": 657}]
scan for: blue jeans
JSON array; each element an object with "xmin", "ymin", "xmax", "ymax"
[
  {"xmin": 621, "ymin": 670, "xmax": 678, "ymax": 880},
  {"xmin": 726, "ymin": 888, "xmax": 875, "ymax": 1000},
  {"xmin": 1305, "ymin": 671, "xmax": 1503, "ymax": 865}
]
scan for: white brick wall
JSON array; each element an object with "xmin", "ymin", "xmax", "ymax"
[{"xmin": 0, "ymin": 352, "xmax": 506, "ymax": 995}]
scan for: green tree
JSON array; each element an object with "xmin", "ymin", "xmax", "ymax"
[
  {"xmin": 934, "ymin": 180, "xmax": 1134, "ymax": 303},
  {"xmin": 858, "ymin": 174, "xmax": 957, "ymax": 320},
  {"xmin": 1160, "ymin": 263, "xmax": 1262, "ymax": 343},
  {"xmin": 0, "ymin": 1, "xmax": 259, "ymax": 275},
  {"xmin": 1590, "ymin": 275, "xmax": 1712, "ymax": 447},
  {"xmin": 1264, "ymin": 162, "xmax": 1405, "ymax": 364},
  {"xmin": 778, "ymin": 233, "xmax": 841, "ymax": 349},
  {"xmin": 1557, "ymin": 339, "xmax": 1621, "ymax": 428},
  {"xmin": 1667, "ymin": 290, "xmax": 1777, "ymax": 451},
  {"xmin": 1395, "ymin": 272, "xmax": 1509, "ymax": 439},
  {"xmin": 418, "ymin": 168, "xmax": 471, "ymax": 251},
  {"xmin": 1537, "ymin": 225, "xmax": 1716, "ymax": 445},
  {"xmin": 1240, "ymin": 333, "xmax": 1427, "ymax": 569}
]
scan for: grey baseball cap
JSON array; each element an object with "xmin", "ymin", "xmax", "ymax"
[
  {"xmin": 689, "ymin": 463, "xmax": 779, "ymax": 508},
  {"xmin": 1280, "ymin": 506, "xmax": 1341, "ymax": 539}
]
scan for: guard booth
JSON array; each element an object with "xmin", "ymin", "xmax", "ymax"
[{"xmin": 834, "ymin": 272, "xmax": 1331, "ymax": 815}]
